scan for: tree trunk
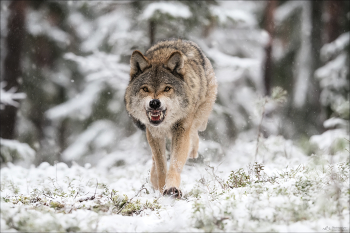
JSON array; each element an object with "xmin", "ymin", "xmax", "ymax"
[
  {"xmin": 149, "ymin": 20, "xmax": 156, "ymax": 47},
  {"xmin": 323, "ymin": 0, "xmax": 344, "ymax": 120},
  {"xmin": 325, "ymin": 0, "xmax": 343, "ymax": 43},
  {"xmin": 310, "ymin": 0, "xmax": 325, "ymax": 129},
  {"xmin": 262, "ymin": 0, "xmax": 277, "ymax": 96},
  {"xmin": 311, "ymin": 1, "xmax": 323, "ymax": 69},
  {"xmin": 0, "ymin": 1, "xmax": 27, "ymax": 139}
]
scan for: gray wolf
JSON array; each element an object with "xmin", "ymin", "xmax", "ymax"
[{"xmin": 124, "ymin": 39, "xmax": 217, "ymax": 198}]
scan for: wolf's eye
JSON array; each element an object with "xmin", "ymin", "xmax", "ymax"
[
  {"xmin": 141, "ymin": 87, "xmax": 149, "ymax": 92},
  {"xmin": 164, "ymin": 86, "xmax": 171, "ymax": 92}
]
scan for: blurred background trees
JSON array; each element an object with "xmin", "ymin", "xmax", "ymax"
[{"xmin": 1, "ymin": 0, "xmax": 349, "ymax": 166}]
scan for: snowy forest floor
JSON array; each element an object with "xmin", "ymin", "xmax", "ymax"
[{"xmin": 1, "ymin": 135, "xmax": 349, "ymax": 232}]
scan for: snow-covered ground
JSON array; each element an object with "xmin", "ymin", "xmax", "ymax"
[{"xmin": 1, "ymin": 133, "xmax": 349, "ymax": 232}]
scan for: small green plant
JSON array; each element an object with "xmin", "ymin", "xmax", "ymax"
[
  {"xmin": 18, "ymin": 195, "xmax": 30, "ymax": 205},
  {"xmin": 50, "ymin": 201, "xmax": 64, "ymax": 209},
  {"xmin": 270, "ymin": 86, "xmax": 287, "ymax": 103},
  {"xmin": 185, "ymin": 186, "xmax": 202, "ymax": 199},
  {"xmin": 144, "ymin": 199, "xmax": 161, "ymax": 211},
  {"xmin": 253, "ymin": 162, "xmax": 264, "ymax": 182},
  {"xmin": 255, "ymin": 86, "xmax": 287, "ymax": 160},
  {"xmin": 192, "ymin": 201, "xmax": 229, "ymax": 231},
  {"xmin": 226, "ymin": 168, "xmax": 251, "ymax": 188},
  {"xmin": 120, "ymin": 199, "xmax": 142, "ymax": 216},
  {"xmin": 7, "ymin": 180, "xmax": 19, "ymax": 194},
  {"xmin": 112, "ymin": 196, "xmax": 160, "ymax": 216},
  {"xmin": 330, "ymin": 138, "xmax": 348, "ymax": 155},
  {"xmin": 295, "ymin": 179, "xmax": 313, "ymax": 196},
  {"xmin": 112, "ymin": 193, "xmax": 128, "ymax": 209}
]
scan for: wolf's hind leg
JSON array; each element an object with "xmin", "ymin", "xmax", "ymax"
[
  {"xmin": 146, "ymin": 129, "xmax": 167, "ymax": 192},
  {"xmin": 188, "ymin": 132, "xmax": 199, "ymax": 159},
  {"xmin": 198, "ymin": 120, "xmax": 208, "ymax": 132}
]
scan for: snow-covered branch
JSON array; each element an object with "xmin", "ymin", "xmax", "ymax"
[{"xmin": 0, "ymin": 82, "xmax": 26, "ymax": 109}]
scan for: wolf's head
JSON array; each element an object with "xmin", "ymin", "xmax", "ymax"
[{"xmin": 124, "ymin": 50, "xmax": 190, "ymax": 129}]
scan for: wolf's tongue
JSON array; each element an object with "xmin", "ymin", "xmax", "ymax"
[{"xmin": 151, "ymin": 115, "xmax": 160, "ymax": 121}]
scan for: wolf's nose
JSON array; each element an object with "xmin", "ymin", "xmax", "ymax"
[{"xmin": 149, "ymin": 99, "xmax": 161, "ymax": 109}]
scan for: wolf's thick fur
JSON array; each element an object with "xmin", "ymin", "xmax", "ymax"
[{"xmin": 124, "ymin": 39, "xmax": 217, "ymax": 197}]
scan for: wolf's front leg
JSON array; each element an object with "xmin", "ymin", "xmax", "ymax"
[
  {"xmin": 164, "ymin": 126, "xmax": 191, "ymax": 198},
  {"xmin": 146, "ymin": 129, "xmax": 167, "ymax": 192}
]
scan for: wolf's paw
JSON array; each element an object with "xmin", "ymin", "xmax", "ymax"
[
  {"xmin": 187, "ymin": 152, "xmax": 204, "ymax": 164},
  {"xmin": 163, "ymin": 187, "xmax": 182, "ymax": 199}
]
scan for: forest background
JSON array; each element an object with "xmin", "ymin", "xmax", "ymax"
[
  {"xmin": 0, "ymin": 1, "xmax": 349, "ymax": 231},
  {"xmin": 1, "ymin": 0, "xmax": 349, "ymax": 166}
]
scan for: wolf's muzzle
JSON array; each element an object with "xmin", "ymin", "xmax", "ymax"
[
  {"xmin": 149, "ymin": 99, "xmax": 161, "ymax": 109},
  {"xmin": 146, "ymin": 99, "xmax": 166, "ymax": 126}
]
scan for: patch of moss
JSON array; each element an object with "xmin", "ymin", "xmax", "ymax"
[
  {"xmin": 120, "ymin": 199, "xmax": 161, "ymax": 216},
  {"xmin": 121, "ymin": 199, "xmax": 142, "ymax": 216},
  {"xmin": 50, "ymin": 201, "xmax": 64, "ymax": 209},
  {"xmin": 18, "ymin": 195, "xmax": 30, "ymax": 204}
]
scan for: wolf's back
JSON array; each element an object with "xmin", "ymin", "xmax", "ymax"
[{"xmin": 146, "ymin": 39, "xmax": 206, "ymax": 69}]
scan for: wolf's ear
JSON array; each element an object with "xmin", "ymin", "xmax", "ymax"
[
  {"xmin": 166, "ymin": 51, "xmax": 184, "ymax": 75},
  {"xmin": 130, "ymin": 50, "xmax": 150, "ymax": 80}
]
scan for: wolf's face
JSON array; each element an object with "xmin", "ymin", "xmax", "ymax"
[{"xmin": 125, "ymin": 51, "xmax": 189, "ymax": 128}]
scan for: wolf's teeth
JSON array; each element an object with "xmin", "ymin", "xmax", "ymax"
[
  {"xmin": 149, "ymin": 112, "xmax": 151, "ymax": 119},
  {"xmin": 160, "ymin": 112, "xmax": 163, "ymax": 119}
]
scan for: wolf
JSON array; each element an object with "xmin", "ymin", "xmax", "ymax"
[{"xmin": 124, "ymin": 39, "xmax": 217, "ymax": 198}]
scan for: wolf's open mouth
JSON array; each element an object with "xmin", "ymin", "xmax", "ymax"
[{"xmin": 147, "ymin": 109, "xmax": 166, "ymax": 126}]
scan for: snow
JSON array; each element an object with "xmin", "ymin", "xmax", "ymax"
[
  {"xmin": 0, "ymin": 138, "xmax": 35, "ymax": 164},
  {"xmin": 274, "ymin": 1, "xmax": 303, "ymax": 25},
  {"xmin": 315, "ymin": 52, "xmax": 349, "ymax": 109},
  {"xmin": 210, "ymin": 5, "xmax": 257, "ymax": 27},
  {"xmin": 315, "ymin": 53, "xmax": 348, "ymax": 91},
  {"xmin": 321, "ymin": 32, "xmax": 350, "ymax": 61},
  {"xmin": 323, "ymin": 117, "xmax": 349, "ymax": 129},
  {"xmin": 64, "ymin": 52, "xmax": 129, "ymax": 85},
  {"xmin": 81, "ymin": 8, "xmax": 131, "ymax": 52},
  {"xmin": 27, "ymin": 9, "xmax": 70, "ymax": 48},
  {"xmin": 67, "ymin": 12, "xmax": 93, "ymax": 40},
  {"xmin": 1, "ymin": 135, "xmax": 349, "ymax": 232},
  {"xmin": 206, "ymin": 48, "xmax": 259, "ymax": 71},
  {"xmin": 310, "ymin": 129, "xmax": 348, "ymax": 152},
  {"xmin": 0, "ymin": 82, "xmax": 34, "ymax": 165},
  {"xmin": 0, "ymin": 82, "xmax": 26, "ymax": 109},
  {"xmin": 140, "ymin": 2, "xmax": 192, "ymax": 20},
  {"xmin": 61, "ymin": 120, "xmax": 116, "ymax": 161},
  {"xmin": 45, "ymin": 81, "xmax": 105, "ymax": 121},
  {"xmin": 46, "ymin": 51, "xmax": 130, "ymax": 121},
  {"xmin": 203, "ymin": 46, "xmax": 261, "ymax": 92}
]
